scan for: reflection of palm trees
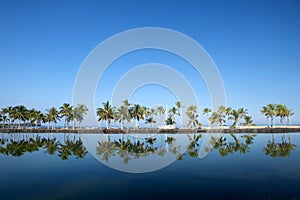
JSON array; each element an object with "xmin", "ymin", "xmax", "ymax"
[
  {"xmin": 208, "ymin": 134, "xmax": 256, "ymax": 157},
  {"xmin": 43, "ymin": 138, "xmax": 59, "ymax": 155},
  {"xmin": 263, "ymin": 134, "xmax": 297, "ymax": 158},
  {"xmin": 58, "ymin": 143, "xmax": 72, "ymax": 160},
  {"xmin": 0, "ymin": 133, "xmax": 87, "ymax": 160},
  {"xmin": 187, "ymin": 134, "xmax": 202, "ymax": 157},
  {"xmin": 241, "ymin": 134, "xmax": 256, "ymax": 145},
  {"xmin": 95, "ymin": 135, "xmax": 185, "ymax": 163},
  {"xmin": 96, "ymin": 137, "xmax": 116, "ymax": 162}
]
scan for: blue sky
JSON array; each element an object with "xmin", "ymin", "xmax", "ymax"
[{"xmin": 0, "ymin": 0, "xmax": 299, "ymax": 125}]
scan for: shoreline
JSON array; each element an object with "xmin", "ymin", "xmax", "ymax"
[{"xmin": 0, "ymin": 126, "xmax": 300, "ymax": 134}]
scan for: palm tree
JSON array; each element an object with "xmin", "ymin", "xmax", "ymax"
[
  {"xmin": 96, "ymin": 101, "xmax": 115, "ymax": 129},
  {"xmin": 228, "ymin": 109, "xmax": 239, "ymax": 128},
  {"xmin": 31, "ymin": 109, "xmax": 44, "ymax": 128},
  {"xmin": 156, "ymin": 105, "xmax": 165, "ymax": 126},
  {"xmin": 145, "ymin": 117, "xmax": 156, "ymax": 129},
  {"xmin": 12, "ymin": 105, "xmax": 28, "ymax": 129},
  {"xmin": 114, "ymin": 105, "xmax": 130, "ymax": 129},
  {"xmin": 0, "ymin": 108, "xmax": 9, "ymax": 128},
  {"xmin": 59, "ymin": 103, "xmax": 73, "ymax": 128},
  {"xmin": 2, "ymin": 106, "xmax": 14, "ymax": 128},
  {"xmin": 130, "ymin": 104, "xmax": 144, "ymax": 129},
  {"xmin": 122, "ymin": 99, "xmax": 132, "ymax": 128},
  {"xmin": 146, "ymin": 108, "xmax": 156, "ymax": 129},
  {"xmin": 243, "ymin": 116, "xmax": 254, "ymax": 127},
  {"xmin": 237, "ymin": 108, "xmax": 248, "ymax": 125},
  {"xmin": 74, "ymin": 104, "xmax": 88, "ymax": 129},
  {"xmin": 165, "ymin": 117, "xmax": 176, "ymax": 125},
  {"xmin": 175, "ymin": 101, "xmax": 184, "ymax": 128},
  {"xmin": 225, "ymin": 107, "xmax": 232, "ymax": 116},
  {"xmin": 209, "ymin": 106, "xmax": 226, "ymax": 127},
  {"xmin": 286, "ymin": 109, "xmax": 294, "ymax": 126},
  {"xmin": 25, "ymin": 109, "xmax": 36, "ymax": 127},
  {"xmin": 261, "ymin": 103, "xmax": 276, "ymax": 127},
  {"xmin": 168, "ymin": 106, "xmax": 177, "ymax": 123},
  {"xmin": 275, "ymin": 103, "xmax": 288, "ymax": 126},
  {"xmin": 186, "ymin": 105, "xmax": 199, "ymax": 129},
  {"xmin": 203, "ymin": 107, "xmax": 211, "ymax": 127},
  {"xmin": 46, "ymin": 107, "xmax": 60, "ymax": 129}
]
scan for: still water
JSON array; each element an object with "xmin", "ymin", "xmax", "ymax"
[{"xmin": 0, "ymin": 132, "xmax": 299, "ymax": 199}]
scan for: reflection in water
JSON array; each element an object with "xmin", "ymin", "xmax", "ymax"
[
  {"xmin": 206, "ymin": 134, "xmax": 256, "ymax": 157},
  {"xmin": 0, "ymin": 133, "xmax": 298, "ymax": 162},
  {"xmin": 263, "ymin": 134, "xmax": 297, "ymax": 158},
  {"xmin": 96, "ymin": 135, "xmax": 183, "ymax": 164},
  {"xmin": 0, "ymin": 133, "xmax": 87, "ymax": 160}
]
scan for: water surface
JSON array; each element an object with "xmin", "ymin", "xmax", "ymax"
[{"xmin": 0, "ymin": 132, "xmax": 299, "ymax": 199}]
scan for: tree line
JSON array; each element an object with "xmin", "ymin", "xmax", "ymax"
[
  {"xmin": 0, "ymin": 100, "xmax": 295, "ymax": 129},
  {"xmin": 0, "ymin": 104, "xmax": 88, "ymax": 129}
]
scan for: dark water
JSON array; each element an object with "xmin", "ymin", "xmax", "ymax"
[{"xmin": 0, "ymin": 132, "xmax": 299, "ymax": 200}]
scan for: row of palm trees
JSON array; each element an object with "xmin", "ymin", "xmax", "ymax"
[
  {"xmin": 203, "ymin": 103, "xmax": 294, "ymax": 128},
  {"xmin": 260, "ymin": 103, "xmax": 294, "ymax": 127},
  {"xmin": 96, "ymin": 100, "xmax": 200, "ymax": 129},
  {"xmin": 0, "ymin": 101, "xmax": 295, "ymax": 129},
  {"xmin": 0, "ymin": 104, "xmax": 88, "ymax": 129},
  {"xmin": 203, "ymin": 106, "xmax": 253, "ymax": 128}
]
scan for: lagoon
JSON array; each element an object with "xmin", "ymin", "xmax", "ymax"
[{"xmin": 0, "ymin": 132, "xmax": 299, "ymax": 199}]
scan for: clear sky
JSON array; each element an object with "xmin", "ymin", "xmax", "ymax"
[{"xmin": 0, "ymin": 0, "xmax": 299, "ymax": 126}]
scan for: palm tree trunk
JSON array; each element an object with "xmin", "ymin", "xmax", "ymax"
[
  {"xmin": 18, "ymin": 119, "xmax": 21, "ymax": 129},
  {"xmin": 121, "ymin": 120, "xmax": 124, "ymax": 130}
]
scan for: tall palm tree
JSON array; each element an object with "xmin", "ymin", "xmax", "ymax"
[
  {"xmin": 30, "ymin": 109, "xmax": 44, "ymax": 128},
  {"xmin": 168, "ymin": 106, "xmax": 177, "ymax": 123},
  {"xmin": 228, "ymin": 109, "xmax": 239, "ymax": 128},
  {"xmin": 4, "ymin": 106, "xmax": 14, "ymax": 128},
  {"xmin": 165, "ymin": 117, "xmax": 176, "ymax": 125},
  {"xmin": 237, "ymin": 108, "xmax": 248, "ymax": 125},
  {"xmin": 130, "ymin": 104, "xmax": 144, "ymax": 129},
  {"xmin": 146, "ymin": 108, "xmax": 156, "ymax": 129},
  {"xmin": 0, "ymin": 108, "xmax": 9, "ymax": 128},
  {"xmin": 122, "ymin": 99, "xmax": 132, "ymax": 128},
  {"xmin": 59, "ymin": 103, "xmax": 73, "ymax": 128},
  {"xmin": 275, "ymin": 103, "xmax": 287, "ymax": 126},
  {"xmin": 114, "ymin": 105, "xmax": 130, "ymax": 129},
  {"xmin": 186, "ymin": 105, "xmax": 199, "ymax": 129},
  {"xmin": 12, "ymin": 105, "xmax": 28, "ymax": 129},
  {"xmin": 156, "ymin": 105, "xmax": 165, "ymax": 126},
  {"xmin": 96, "ymin": 101, "xmax": 115, "ymax": 129},
  {"xmin": 261, "ymin": 103, "xmax": 276, "ymax": 127},
  {"xmin": 74, "ymin": 104, "xmax": 88, "ymax": 129},
  {"xmin": 225, "ymin": 107, "xmax": 232, "ymax": 116},
  {"xmin": 209, "ymin": 106, "xmax": 226, "ymax": 127},
  {"xmin": 203, "ymin": 108, "xmax": 211, "ymax": 127},
  {"xmin": 46, "ymin": 107, "xmax": 60, "ymax": 129},
  {"xmin": 175, "ymin": 101, "xmax": 184, "ymax": 128},
  {"xmin": 145, "ymin": 117, "xmax": 156, "ymax": 129},
  {"xmin": 243, "ymin": 116, "xmax": 254, "ymax": 127},
  {"xmin": 175, "ymin": 101, "xmax": 183, "ymax": 116},
  {"xmin": 286, "ymin": 109, "xmax": 294, "ymax": 126}
]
